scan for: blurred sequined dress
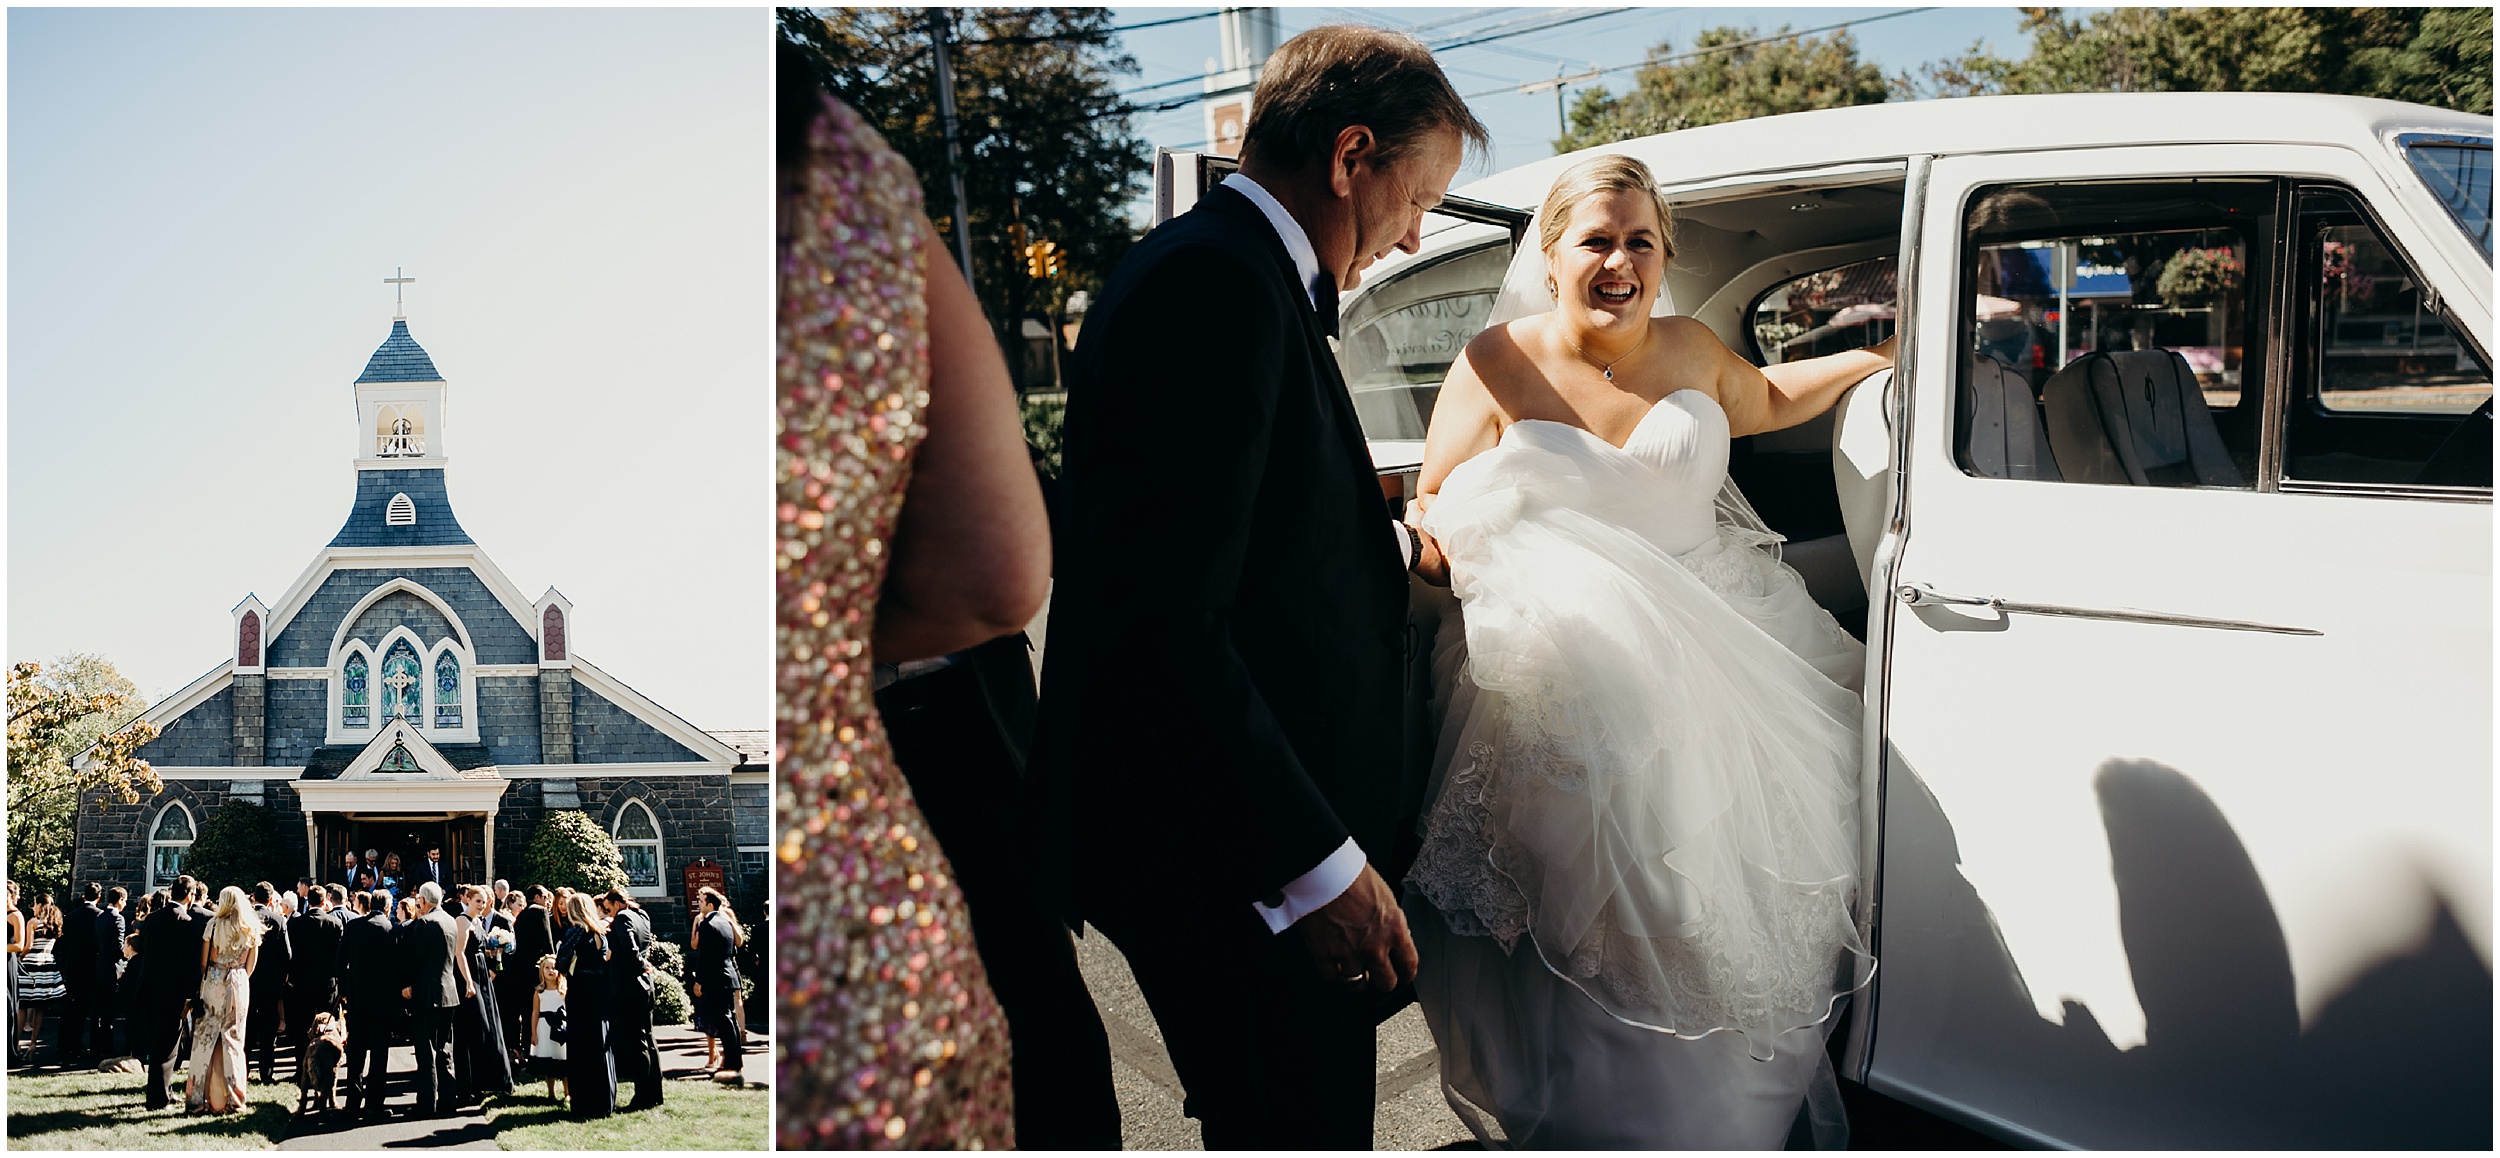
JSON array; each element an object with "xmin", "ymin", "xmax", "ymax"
[{"xmin": 775, "ymin": 95, "xmax": 1015, "ymax": 1150}]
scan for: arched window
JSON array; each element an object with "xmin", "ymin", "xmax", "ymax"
[
  {"xmin": 433, "ymin": 651, "xmax": 462, "ymax": 728},
  {"xmin": 149, "ymin": 804, "xmax": 194, "ymax": 887},
  {"xmin": 380, "ymin": 640, "xmax": 422, "ymax": 725},
  {"xmin": 341, "ymin": 651, "xmax": 370, "ymax": 727},
  {"xmin": 613, "ymin": 800, "xmax": 662, "ymax": 893}
]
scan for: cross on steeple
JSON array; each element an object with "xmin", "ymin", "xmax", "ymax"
[{"xmin": 384, "ymin": 267, "xmax": 416, "ymax": 321}]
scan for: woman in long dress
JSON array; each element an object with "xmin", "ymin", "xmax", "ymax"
[
  {"xmin": 553, "ymin": 892, "xmax": 616, "ymax": 1119},
  {"xmin": 453, "ymin": 886, "xmax": 514, "ymax": 1102},
  {"xmin": 1405, "ymin": 153, "xmax": 1892, "ymax": 1149},
  {"xmin": 188, "ymin": 886, "xmax": 262, "ymax": 1113},
  {"xmin": 7, "ymin": 881, "xmax": 27, "ymax": 1063},
  {"xmin": 774, "ymin": 36, "xmax": 1045, "ymax": 1149}
]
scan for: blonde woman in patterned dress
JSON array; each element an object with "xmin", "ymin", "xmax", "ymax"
[
  {"xmin": 189, "ymin": 886, "xmax": 262, "ymax": 1113},
  {"xmin": 775, "ymin": 44, "xmax": 1051, "ymax": 1150}
]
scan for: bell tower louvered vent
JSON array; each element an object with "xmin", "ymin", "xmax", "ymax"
[{"xmin": 386, "ymin": 492, "xmax": 417, "ymax": 526}]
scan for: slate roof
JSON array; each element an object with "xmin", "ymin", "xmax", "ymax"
[{"xmin": 355, "ymin": 320, "xmax": 444, "ymax": 383}]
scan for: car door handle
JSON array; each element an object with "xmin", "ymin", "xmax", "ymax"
[{"xmin": 1895, "ymin": 583, "xmax": 2323, "ymax": 636}]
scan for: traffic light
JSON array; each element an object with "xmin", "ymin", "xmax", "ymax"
[{"xmin": 1026, "ymin": 239, "xmax": 1060, "ymax": 280}]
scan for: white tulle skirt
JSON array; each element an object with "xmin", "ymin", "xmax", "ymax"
[{"xmin": 1408, "ymin": 432, "xmax": 1873, "ymax": 1149}]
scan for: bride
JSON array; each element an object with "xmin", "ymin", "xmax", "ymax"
[{"xmin": 1404, "ymin": 152, "xmax": 1891, "ymax": 1149}]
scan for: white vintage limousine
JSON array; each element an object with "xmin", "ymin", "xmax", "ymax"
[{"xmin": 1159, "ymin": 92, "xmax": 2491, "ymax": 1148}]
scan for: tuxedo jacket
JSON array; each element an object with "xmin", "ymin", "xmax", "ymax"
[
  {"xmin": 288, "ymin": 910, "xmax": 344, "ymax": 997},
  {"xmin": 401, "ymin": 909, "xmax": 461, "ymax": 1010},
  {"xmin": 250, "ymin": 904, "xmax": 291, "ymax": 985},
  {"xmin": 131, "ymin": 905, "xmax": 199, "ymax": 1058},
  {"xmin": 1031, "ymin": 183, "xmax": 1412, "ymax": 920},
  {"xmin": 513, "ymin": 905, "xmax": 557, "ymax": 976},
  {"xmin": 336, "ymin": 912, "xmax": 400, "ymax": 1011},
  {"xmin": 691, "ymin": 911, "xmax": 740, "ymax": 989}
]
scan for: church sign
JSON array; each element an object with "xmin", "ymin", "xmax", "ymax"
[{"xmin": 683, "ymin": 857, "xmax": 727, "ymax": 905}]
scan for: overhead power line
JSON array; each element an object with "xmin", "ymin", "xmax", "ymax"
[
  {"xmin": 968, "ymin": 9, "xmax": 1221, "ymax": 48},
  {"xmin": 1468, "ymin": 8, "xmax": 1934, "ymax": 100},
  {"xmin": 1117, "ymin": 6, "xmax": 1639, "ymax": 100}
]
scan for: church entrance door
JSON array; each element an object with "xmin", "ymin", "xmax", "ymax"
[{"xmin": 313, "ymin": 814, "xmax": 492, "ymax": 892}]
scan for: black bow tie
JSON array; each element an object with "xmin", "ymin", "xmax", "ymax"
[{"xmin": 1313, "ymin": 272, "xmax": 1340, "ymax": 339}]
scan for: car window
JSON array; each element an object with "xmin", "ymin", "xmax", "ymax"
[
  {"xmin": 1955, "ymin": 180, "xmax": 2274, "ymax": 488},
  {"xmin": 1753, "ymin": 255, "xmax": 1897, "ymax": 366},
  {"xmin": 1337, "ymin": 241, "xmax": 1510, "ymax": 442},
  {"xmin": 2285, "ymin": 186, "xmax": 2492, "ymax": 489},
  {"xmin": 2403, "ymin": 139, "xmax": 2492, "ymax": 258}
]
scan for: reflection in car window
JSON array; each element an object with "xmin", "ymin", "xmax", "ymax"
[
  {"xmin": 2287, "ymin": 187, "xmax": 2492, "ymax": 489},
  {"xmin": 2404, "ymin": 141, "xmax": 2493, "ymax": 258},
  {"xmin": 1337, "ymin": 241, "xmax": 1510, "ymax": 442},
  {"xmin": 1956, "ymin": 181, "xmax": 2274, "ymax": 488},
  {"xmin": 1753, "ymin": 256, "xmax": 1897, "ymax": 365}
]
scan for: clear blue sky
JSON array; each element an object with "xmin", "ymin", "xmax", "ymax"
[
  {"xmin": 1107, "ymin": 5, "xmax": 2043, "ymax": 209},
  {"xmin": 8, "ymin": 9, "xmax": 770, "ymax": 729}
]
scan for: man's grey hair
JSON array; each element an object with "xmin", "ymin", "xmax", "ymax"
[{"xmin": 417, "ymin": 881, "xmax": 444, "ymax": 906}]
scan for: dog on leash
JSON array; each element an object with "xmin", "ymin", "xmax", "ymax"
[{"xmin": 296, "ymin": 1012, "xmax": 348, "ymax": 1116}]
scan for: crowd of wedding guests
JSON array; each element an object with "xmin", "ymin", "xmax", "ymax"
[{"xmin": 6, "ymin": 855, "xmax": 750, "ymax": 1121}]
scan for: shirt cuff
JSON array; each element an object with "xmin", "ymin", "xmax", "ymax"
[
  {"xmin": 1389, "ymin": 521, "xmax": 1414, "ymax": 570},
  {"xmin": 1251, "ymin": 837, "xmax": 1366, "ymax": 934}
]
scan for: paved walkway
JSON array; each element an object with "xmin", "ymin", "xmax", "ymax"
[{"xmin": 1071, "ymin": 924, "xmax": 1474, "ymax": 1150}]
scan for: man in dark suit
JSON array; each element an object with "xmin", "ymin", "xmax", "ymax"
[
  {"xmin": 134, "ymin": 877, "xmax": 203, "ymax": 1109},
  {"xmin": 420, "ymin": 847, "xmax": 447, "ymax": 890},
  {"xmin": 246, "ymin": 881, "xmax": 292, "ymax": 1082},
  {"xmin": 338, "ymin": 851, "xmax": 364, "ymax": 892},
  {"xmin": 90, "ymin": 886, "xmax": 129, "ymax": 1058},
  {"xmin": 288, "ymin": 885, "xmax": 346, "ymax": 1079},
  {"xmin": 399, "ymin": 882, "xmax": 469, "ymax": 1117},
  {"xmin": 337, "ymin": 889, "xmax": 399, "ymax": 1120},
  {"xmin": 1029, "ymin": 25, "xmax": 1482, "ymax": 1148},
  {"xmin": 598, "ymin": 890, "xmax": 663, "ymax": 1110},
  {"xmin": 688, "ymin": 888, "xmax": 743, "ymax": 1077},
  {"xmin": 509, "ymin": 886, "xmax": 556, "ymax": 1054},
  {"xmin": 57, "ymin": 882, "xmax": 100, "ymax": 1061}
]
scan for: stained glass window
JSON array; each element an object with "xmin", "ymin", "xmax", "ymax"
[
  {"xmin": 381, "ymin": 640, "xmax": 422, "ymax": 725},
  {"xmin": 380, "ymin": 743, "xmax": 420, "ymax": 772},
  {"xmin": 150, "ymin": 805, "xmax": 194, "ymax": 887},
  {"xmin": 434, "ymin": 651, "xmax": 462, "ymax": 729},
  {"xmin": 614, "ymin": 800, "xmax": 661, "ymax": 890},
  {"xmin": 342, "ymin": 652, "xmax": 370, "ymax": 727}
]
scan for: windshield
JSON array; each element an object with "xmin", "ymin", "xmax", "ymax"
[{"xmin": 2402, "ymin": 137, "xmax": 2492, "ymax": 258}]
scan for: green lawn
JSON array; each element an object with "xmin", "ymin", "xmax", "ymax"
[
  {"xmin": 488, "ymin": 1081, "xmax": 769, "ymax": 1151},
  {"xmin": 4, "ymin": 1067, "xmax": 298, "ymax": 1150},
  {"xmin": 5, "ymin": 1065, "xmax": 767, "ymax": 1151}
]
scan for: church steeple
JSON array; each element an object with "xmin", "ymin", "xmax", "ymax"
[{"xmin": 334, "ymin": 277, "xmax": 472, "ymax": 547}]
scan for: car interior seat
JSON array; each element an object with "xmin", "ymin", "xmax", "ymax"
[
  {"xmin": 1960, "ymin": 353, "xmax": 2061, "ymax": 482},
  {"xmin": 2042, "ymin": 349, "xmax": 2245, "ymax": 488}
]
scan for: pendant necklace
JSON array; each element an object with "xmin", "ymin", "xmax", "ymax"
[{"xmin": 1561, "ymin": 320, "xmax": 1649, "ymax": 382}]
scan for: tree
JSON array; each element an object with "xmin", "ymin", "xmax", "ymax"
[
  {"xmin": 517, "ymin": 809, "xmax": 629, "ymax": 895},
  {"xmin": 183, "ymin": 798, "xmax": 292, "ymax": 897},
  {"xmin": 1912, "ymin": 7, "xmax": 2491, "ymax": 115},
  {"xmin": 7, "ymin": 656, "xmax": 158, "ymax": 905},
  {"xmin": 780, "ymin": 7, "xmax": 1151, "ymax": 391},
  {"xmin": 1561, "ymin": 25, "xmax": 1889, "ymax": 151}
]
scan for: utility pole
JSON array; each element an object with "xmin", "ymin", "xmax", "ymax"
[{"xmin": 928, "ymin": 7, "xmax": 976, "ymax": 289}]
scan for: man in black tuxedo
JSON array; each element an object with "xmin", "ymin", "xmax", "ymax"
[
  {"xmin": 689, "ymin": 888, "xmax": 744, "ymax": 1077},
  {"xmin": 399, "ymin": 882, "xmax": 469, "ymax": 1117},
  {"xmin": 420, "ymin": 847, "xmax": 447, "ymax": 890},
  {"xmin": 507, "ymin": 886, "xmax": 556, "ymax": 1052},
  {"xmin": 289, "ymin": 886, "xmax": 346, "ymax": 1079},
  {"xmin": 57, "ymin": 882, "xmax": 100, "ymax": 1061},
  {"xmin": 91, "ymin": 886, "xmax": 129, "ymax": 1058},
  {"xmin": 1029, "ymin": 24, "xmax": 1483, "ymax": 1148},
  {"xmin": 246, "ymin": 882, "xmax": 292, "ymax": 1082},
  {"xmin": 337, "ymin": 889, "xmax": 399, "ymax": 1119},
  {"xmin": 337, "ymin": 851, "xmax": 364, "ymax": 892},
  {"xmin": 598, "ymin": 890, "xmax": 663, "ymax": 1110},
  {"xmin": 133, "ymin": 877, "xmax": 203, "ymax": 1109}
]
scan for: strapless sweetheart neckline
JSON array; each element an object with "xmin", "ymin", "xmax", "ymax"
[{"xmin": 1503, "ymin": 388, "xmax": 1720, "ymax": 453}]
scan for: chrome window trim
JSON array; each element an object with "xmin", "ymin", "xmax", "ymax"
[
  {"xmin": 2278, "ymin": 479, "xmax": 2493, "ymax": 504},
  {"xmin": 1844, "ymin": 151, "xmax": 1930, "ymax": 1084}
]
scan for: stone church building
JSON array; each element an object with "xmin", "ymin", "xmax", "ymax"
[{"xmin": 78, "ymin": 315, "xmax": 767, "ymax": 938}]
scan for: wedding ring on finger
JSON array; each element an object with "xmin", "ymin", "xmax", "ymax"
[{"xmin": 1340, "ymin": 969, "xmax": 1370, "ymax": 985}]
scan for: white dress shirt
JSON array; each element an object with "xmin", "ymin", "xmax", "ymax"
[{"xmin": 1220, "ymin": 171, "xmax": 1388, "ymax": 934}]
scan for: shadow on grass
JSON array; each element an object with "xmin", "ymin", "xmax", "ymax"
[{"xmin": 380, "ymin": 1120, "xmax": 500, "ymax": 1148}]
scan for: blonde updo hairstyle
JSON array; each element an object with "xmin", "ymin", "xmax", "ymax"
[{"xmin": 1537, "ymin": 153, "xmax": 1677, "ymax": 299}]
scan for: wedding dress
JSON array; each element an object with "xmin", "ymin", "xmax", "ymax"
[{"xmin": 1406, "ymin": 387, "xmax": 1873, "ymax": 1149}]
